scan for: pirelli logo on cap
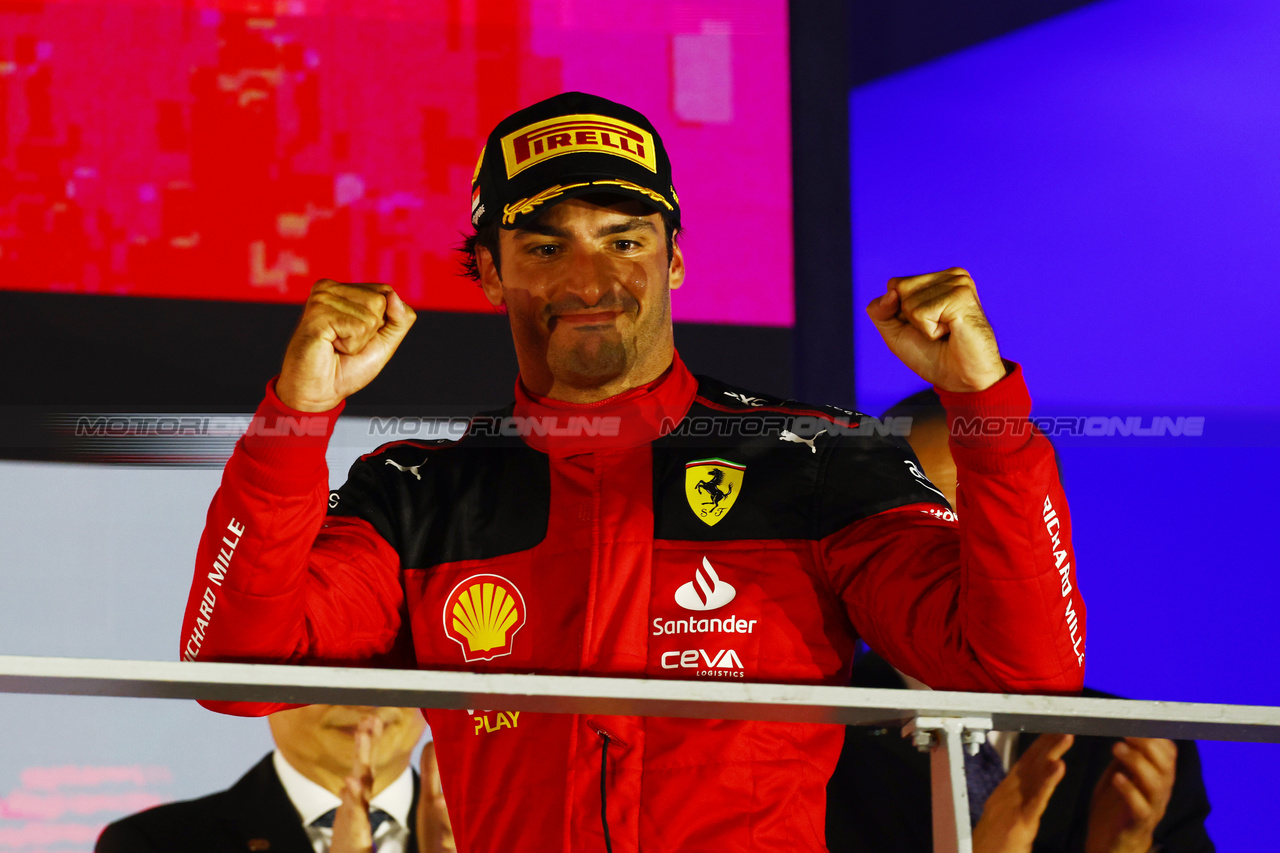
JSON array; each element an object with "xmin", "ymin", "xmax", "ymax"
[{"xmin": 501, "ymin": 113, "xmax": 657, "ymax": 178}]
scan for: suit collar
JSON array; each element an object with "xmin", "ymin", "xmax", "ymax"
[
  {"xmin": 213, "ymin": 753, "xmax": 316, "ymax": 853},
  {"xmin": 272, "ymin": 750, "xmax": 415, "ymax": 831},
  {"xmin": 212, "ymin": 753, "xmax": 422, "ymax": 853},
  {"xmin": 272, "ymin": 750, "xmax": 340, "ymax": 828}
]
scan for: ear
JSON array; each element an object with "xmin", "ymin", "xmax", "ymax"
[
  {"xmin": 477, "ymin": 244, "xmax": 505, "ymax": 308},
  {"xmin": 668, "ymin": 242, "xmax": 686, "ymax": 291}
]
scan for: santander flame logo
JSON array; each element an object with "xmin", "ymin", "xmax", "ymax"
[{"xmin": 675, "ymin": 557, "xmax": 737, "ymax": 611}]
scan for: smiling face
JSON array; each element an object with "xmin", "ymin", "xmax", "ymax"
[
  {"xmin": 477, "ymin": 195, "xmax": 685, "ymax": 402},
  {"xmin": 268, "ymin": 705, "xmax": 427, "ymax": 797}
]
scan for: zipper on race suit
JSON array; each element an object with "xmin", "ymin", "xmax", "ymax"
[{"xmin": 589, "ymin": 723, "xmax": 627, "ymax": 853}]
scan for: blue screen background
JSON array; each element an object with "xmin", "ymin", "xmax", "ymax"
[{"xmin": 850, "ymin": 0, "xmax": 1280, "ymax": 844}]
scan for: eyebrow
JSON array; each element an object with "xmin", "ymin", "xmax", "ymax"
[
  {"xmin": 513, "ymin": 218, "xmax": 658, "ymax": 240},
  {"xmin": 595, "ymin": 219, "xmax": 657, "ymax": 238}
]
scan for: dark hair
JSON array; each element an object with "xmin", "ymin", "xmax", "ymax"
[
  {"xmin": 457, "ymin": 219, "xmax": 502, "ymax": 282},
  {"xmin": 456, "ymin": 209, "xmax": 681, "ymax": 282}
]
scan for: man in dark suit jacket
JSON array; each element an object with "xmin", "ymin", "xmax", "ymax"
[
  {"xmin": 96, "ymin": 705, "xmax": 429, "ymax": 853},
  {"xmin": 826, "ymin": 651, "xmax": 1214, "ymax": 853}
]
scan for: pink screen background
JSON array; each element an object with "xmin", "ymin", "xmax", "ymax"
[{"xmin": 0, "ymin": 0, "xmax": 792, "ymax": 326}]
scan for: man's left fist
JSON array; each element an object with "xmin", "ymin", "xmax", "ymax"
[{"xmin": 866, "ymin": 267, "xmax": 1006, "ymax": 393}]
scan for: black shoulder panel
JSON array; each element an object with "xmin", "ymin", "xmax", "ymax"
[
  {"xmin": 815, "ymin": 423, "xmax": 951, "ymax": 536},
  {"xmin": 652, "ymin": 402, "xmax": 821, "ymax": 541},
  {"xmin": 328, "ymin": 407, "xmax": 550, "ymax": 569},
  {"xmin": 653, "ymin": 377, "xmax": 948, "ymax": 541}
]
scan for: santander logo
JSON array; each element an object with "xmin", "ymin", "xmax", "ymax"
[{"xmin": 675, "ymin": 557, "xmax": 737, "ymax": 611}]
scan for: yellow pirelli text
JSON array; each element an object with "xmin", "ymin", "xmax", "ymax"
[{"xmin": 501, "ymin": 113, "xmax": 657, "ymax": 177}]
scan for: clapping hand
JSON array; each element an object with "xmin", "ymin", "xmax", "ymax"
[
  {"xmin": 1085, "ymin": 738, "xmax": 1178, "ymax": 853},
  {"xmin": 329, "ymin": 716, "xmax": 383, "ymax": 853},
  {"xmin": 415, "ymin": 740, "xmax": 456, "ymax": 853},
  {"xmin": 973, "ymin": 733, "xmax": 1074, "ymax": 853}
]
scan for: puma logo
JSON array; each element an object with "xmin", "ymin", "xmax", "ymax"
[
  {"xmin": 385, "ymin": 457, "xmax": 428, "ymax": 480},
  {"xmin": 779, "ymin": 429, "xmax": 826, "ymax": 454}
]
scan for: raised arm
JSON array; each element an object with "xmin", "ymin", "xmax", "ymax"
[
  {"xmin": 178, "ymin": 280, "xmax": 417, "ymax": 715},
  {"xmin": 825, "ymin": 269, "xmax": 1085, "ymax": 692},
  {"xmin": 824, "ymin": 365, "xmax": 1084, "ymax": 692}
]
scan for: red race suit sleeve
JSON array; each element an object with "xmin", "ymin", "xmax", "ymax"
[
  {"xmin": 824, "ymin": 363, "xmax": 1085, "ymax": 693},
  {"xmin": 178, "ymin": 379, "xmax": 411, "ymax": 716}
]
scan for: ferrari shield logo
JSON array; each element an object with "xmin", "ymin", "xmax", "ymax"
[{"xmin": 684, "ymin": 458, "xmax": 745, "ymax": 526}]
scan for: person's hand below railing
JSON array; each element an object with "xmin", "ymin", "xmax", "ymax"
[
  {"xmin": 416, "ymin": 740, "xmax": 456, "ymax": 853},
  {"xmin": 1084, "ymin": 738, "xmax": 1178, "ymax": 853},
  {"xmin": 329, "ymin": 716, "xmax": 380, "ymax": 853},
  {"xmin": 971, "ymin": 734, "xmax": 1179, "ymax": 853},
  {"xmin": 329, "ymin": 716, "xmax": 455, "ymax": 853}
]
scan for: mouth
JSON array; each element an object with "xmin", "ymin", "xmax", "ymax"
[{"xmin": 550, "ymin": 311, "xmax": 621, "ymax": 330}]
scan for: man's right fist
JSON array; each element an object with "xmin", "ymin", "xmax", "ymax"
[{"xmin": 276, "ymin": 279, "xmax": 417, "ymax": 412}]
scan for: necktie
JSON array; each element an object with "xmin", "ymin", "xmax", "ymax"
[
  {"xmin": 965, "ymin": 740, "xmax": 1007, "ymax": 827},
  {"xmin": 310, "ymin": 806, "xmax": 393, "ymax": 838}
]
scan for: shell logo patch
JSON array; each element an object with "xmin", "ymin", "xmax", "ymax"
[
  {"xmin": 442, "ymin": 574, "xmax": 527, "ymax": 662},
  {"xmin": 685, "ymin": 458, "xmax": 745, "ymax": 526},
  {"xmin": 501, "ymin": 113, "xmax": 657, "ymax": 178}
]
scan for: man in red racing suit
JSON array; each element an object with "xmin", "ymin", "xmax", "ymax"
[{"xmin": 181, "ymin": 92, "xmax": 1085, "ymax": 852}]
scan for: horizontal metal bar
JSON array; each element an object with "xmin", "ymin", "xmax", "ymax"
[{"xmin": 2, "ymin": 655, "xmax": 1279, "ymax": 744}]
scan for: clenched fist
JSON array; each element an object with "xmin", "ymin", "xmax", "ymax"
[
  {"xmin": 277, "ymin": 279, "xmax": 417, "ymax": 412},
  {"xmin": 866, "ymin": 268, "xmax": 1006, "ymax": 393}
]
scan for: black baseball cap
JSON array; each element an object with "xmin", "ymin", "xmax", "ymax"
[{"xmin": 470, "ymin": 91, "xmax": 680, "ymax": 230}]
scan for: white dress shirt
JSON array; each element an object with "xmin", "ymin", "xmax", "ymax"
[{"xmin": 273, "ymin": 750, "xmax": 414, "ymax": 853}]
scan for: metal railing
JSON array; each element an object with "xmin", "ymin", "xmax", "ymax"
[{"xmin": 3, "ymin": 654, "xmax": 1278, "ymax": 853}]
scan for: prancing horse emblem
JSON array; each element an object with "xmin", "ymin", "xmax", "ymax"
[
  {"xmin": 684, "ymin": 458, "xmax": 746, "ymax": 526},
  {"xmin": 697, "ymin": 469, "xmax": 732, "ymax": 506}
]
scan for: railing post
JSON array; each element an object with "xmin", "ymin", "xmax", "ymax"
[{"xmin": 903, "ymin": 715, "xmax": 993, "ymax": 853}]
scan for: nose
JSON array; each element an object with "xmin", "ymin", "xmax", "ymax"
[{"xmin": 556, "ymin": 244, "xmax": 616, "ymax": 307}]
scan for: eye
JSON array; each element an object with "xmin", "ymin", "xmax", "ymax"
[
  {"xmin": 530, "ymin": 243, "xmax": 560, "ymax": 258},
  {"xmin": 613, "ymin": 239, "xmax": 640, "ymax": 252}
]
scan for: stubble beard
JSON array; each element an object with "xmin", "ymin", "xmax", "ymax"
[
  {"xmin": 547, "ymin": 277, "xmax": 668, "ymax": 390},
  {"xmin": 551, "ymin": 325, "xmax": 634, "ymax": 388}
]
